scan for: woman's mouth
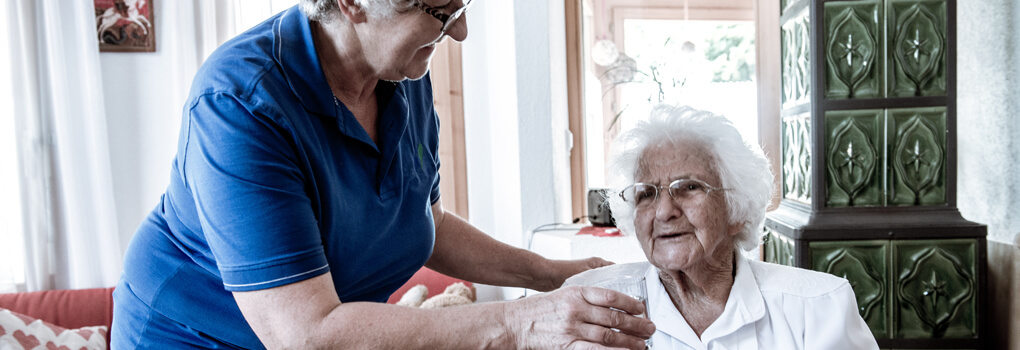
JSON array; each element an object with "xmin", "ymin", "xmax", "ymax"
[{"xmin": 656, "ymin": 232, "xmax": 690, "ymax": 241}]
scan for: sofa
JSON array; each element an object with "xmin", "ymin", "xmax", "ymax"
[{"xmin": 0, "ymin": 267, "xmax": 469, "ymax": 348}]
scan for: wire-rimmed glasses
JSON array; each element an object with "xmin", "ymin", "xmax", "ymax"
[
  {"xmin": 413, "ymin": 0, "xmax": 474, "ymax": 39},
  {"xmin": 619, "ymin": 178, "xmax": 727, "ymax": 208}
]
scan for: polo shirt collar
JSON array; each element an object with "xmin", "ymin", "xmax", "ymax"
[
  {"xmin": 274, "ymin": 6, "xmax": 335, "ymax": 119},
  {"xmin": 647, "ymin": 253, "xmax": 766, "ymax": 347}
]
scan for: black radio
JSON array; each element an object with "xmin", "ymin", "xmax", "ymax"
[{"xmin": 586, "ymin": 188, "xmax": 616, "ymax": 227}]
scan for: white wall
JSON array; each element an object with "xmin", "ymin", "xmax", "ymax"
[
  {"xmin": 461, "ymin": 0, "xmax": 575, "ymax": 301},
  {"xmin": 460, "ymin": 0, "xmax": 525, "ymax": 301},
  {"xmin": 957, "ymin": 3, "xmax": 1020, "ymax": 345},
  {"xmin": 101, "ymin": 0, "xmax": 234, "ymax": 247},
  {"xmin": 957, "ymin": 0, "xmax": 1020, "ymax": 245},
  {"xmin": 513, "ymin": 0, "xmax": 574, "ymax": 237}
]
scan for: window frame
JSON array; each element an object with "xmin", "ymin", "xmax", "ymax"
[{"xmin": 565, "ymin": 0, "xmax": 780, "ymax": 222}]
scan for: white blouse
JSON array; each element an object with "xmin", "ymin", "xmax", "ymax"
[{"xmin": 567, "ymin": 255, "xmax": 880, "ymax": 350}]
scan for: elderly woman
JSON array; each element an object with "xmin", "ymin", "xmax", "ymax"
[
  {"xmin": 571, "ymin": 105, "xmax": 878, "ymax": 349},
  {"xmin": 111, "ymin": 0, "xmax": 654, "ymax": 349}
]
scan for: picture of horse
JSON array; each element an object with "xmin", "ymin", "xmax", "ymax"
[{"xmin": 95, "ymin": 0, "xmax": 155, "ymax": 52}]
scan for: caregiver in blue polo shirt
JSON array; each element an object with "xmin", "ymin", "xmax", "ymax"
[{"xmin": 112, "ymin": 0, "xmax": 655, "ymax": 348}]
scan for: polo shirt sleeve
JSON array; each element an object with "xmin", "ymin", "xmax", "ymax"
[{"xmin": 181, "ymin": 93, "xmax": 329, "ymax": 292}]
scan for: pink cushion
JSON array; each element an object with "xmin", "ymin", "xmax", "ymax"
[
  {"xmin": 0, "ymin": 287, "xmax": 114, "ymax": 331},
  {"xmin": 386, "ymin": 268, "xmax": 471, "ymax": 304}
]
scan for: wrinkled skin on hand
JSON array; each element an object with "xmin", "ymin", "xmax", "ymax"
[{"xmin": 504, "ymin": 286, "xmax": 655, "ymax": 350}]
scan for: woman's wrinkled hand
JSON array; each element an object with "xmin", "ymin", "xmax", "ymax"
[{"xmin": 503, "ymin": 285, "xmax": 655, "ymax": 350}]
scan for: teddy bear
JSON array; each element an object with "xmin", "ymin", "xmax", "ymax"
[{"xmin": 396, "ymin": 282, "xmax": 476, "ymax": 308}]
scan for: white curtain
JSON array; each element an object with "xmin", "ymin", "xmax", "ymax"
[
  {"xmin": 2, "ymin": 0, "xmax": 257, "ymax": 293},
  {"xmin": 7, "ymin": 0, "xmax": 122, "ymax": 291}
]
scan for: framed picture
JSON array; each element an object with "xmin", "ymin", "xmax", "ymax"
[{"xmin": 95, "ymin": 0, "xmax": 155, "ymax": 52}]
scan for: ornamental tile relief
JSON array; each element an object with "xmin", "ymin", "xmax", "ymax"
[
  {"xmin": 825, "ymin": 110, "xmax": 883, "ymax": 206},
  {"xmin": 893, "ymin": 240, "xmax": 977, "ymax": 339},
  {"xmin": 782, "ymin": 114, "xmax": 811, "ymax": 203},
  {"xmin": 889, "ymin": 108, "xmax": 946, "ymax": 205},
  {"xmin": 824, "ymin": 2, "xmax": 882, "ymax": 99},
  {"xmin": 788, "ymin": 238, "xmax": 981, "ymax": 341},
  {"xmin": 889, "ymin": 1, "xmax": 947, "ymax": 97},
  {"xmin": 811, "ymin": 242, "xmax": 889, "ymax": 338},
  {"xmin": 823, "ymin": 107, "xmax": 946, "ymax": 207},
  {"xmin": 763, "ymin": 229, "xmax": 795, "ymax": 267},
  {"xmin": 782, "ymin": 11, "xmax": 810, "ymax": 108}
]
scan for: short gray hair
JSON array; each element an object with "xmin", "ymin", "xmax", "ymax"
[
  {"xmin": 299, "ymin": 0, "xmax": 415, "ymax": 23},
  {"xmin": 606, "ymin": 104, "xmax": 774, "ymax": 252}
]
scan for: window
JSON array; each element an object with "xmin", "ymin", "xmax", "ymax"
[{"xmin": 566, "ymin": 0, "xmax": 760, "ymax": 219}]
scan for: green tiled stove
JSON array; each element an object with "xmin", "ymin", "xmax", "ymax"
[{"xmin": 765, "ymin": 0, "xmax": 987, "ymax": 349}]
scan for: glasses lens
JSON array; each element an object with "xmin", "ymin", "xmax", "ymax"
[
  {"xmin": 669, "ymin": 179, "xmax": 708, "ymax": 199},
  {"xmin": 624, "ymin": 184, "xmax": 658, "ymax": 207}
]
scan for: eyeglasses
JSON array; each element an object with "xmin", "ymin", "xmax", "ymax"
[
  {"xmin": 413, "ymin": 0, "xmax": 473, "ymax": 38},
  {"xmin": 619, "ymin": 178, "xmax": 727, "ymax": 208}
]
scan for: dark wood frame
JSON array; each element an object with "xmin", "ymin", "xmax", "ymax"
[{"xmin": 96, "ymin": 0, "xmax": 156, "ymax": 53}]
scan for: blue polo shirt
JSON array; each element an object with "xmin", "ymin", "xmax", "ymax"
[{"xmin": 114, "ymin": 6, "xmax": 440, "ymax": 348}]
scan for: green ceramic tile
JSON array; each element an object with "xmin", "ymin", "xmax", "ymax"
[
  {"xmin": 781, "ymin": 118, "xmax": 797, "ymax": 199},
  {"xmin": 810, "ymin": 241, "xmax": 889, "ymax": 338},
  {"xmin": 782, "ymin": 113, "xmax": 811, "ymax": 203},
  {"xmin": 795, "ymin": 15, "xmax": 810, "ymax": 104},
  {"xmin": 892, "ymin": 239, "xmax": 978, "ymax": 339},
  {"xmin": 888, "ymin": 108, "xmax": 946, "ymax": 206},
  {"xmin": 782, "ymin": 11, "xmax": 810, "ymax": 108},
  {"xmin": 763, "ymin": 229, "xmax": 795, "ymax": 267},
  {"xmin": 825, "ymin": 110, "xmax": 883, "ymax": 207},
  {"xmin": 781, "ymin": 20, "xmax": 795, "ymax": 106},
  {"xmin": 888, "ymin": 0, "xmax": 948, "ymax": 97},
  {"xmin": 824, "ymin": 1, "xmax": 883, "ymax": 99}
]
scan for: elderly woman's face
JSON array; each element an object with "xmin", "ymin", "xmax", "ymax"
[
  {"xmin": 632, "ymin": 141, "xmax": 741, "ymax": 273},
  {"xmin": 363, "ymin": 0, "xmax": 470, "ymax": 81}
]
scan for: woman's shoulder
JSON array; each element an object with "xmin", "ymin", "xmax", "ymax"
[
  {"xmin": 746, "ymin": 259, "xmax": 851, "ymax": 299},
  {"xmin": 191, "ymin": 35, "xmax": 281, "ymax": 101}
]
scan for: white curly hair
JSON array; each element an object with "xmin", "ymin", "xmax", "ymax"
[
  {"xmin": 606, "ymin": 104, "xmax": 775, "ymax": 252},
  {"xmin": 299, "ymin": 0, "xmax": 415, "ymax": 23}
]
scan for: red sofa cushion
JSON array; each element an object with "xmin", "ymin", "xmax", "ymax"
[
  {"xmin": 0, "ymin": 287, "xmax": 114, "ymax": 331},
  {"xmin": 386, "ymin": 267, "xmax": 471, "ymax": 304}
]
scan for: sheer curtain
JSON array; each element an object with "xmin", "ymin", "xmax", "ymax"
[
  {"xmin": 5, "ymin": 0, "xmax": 122, "ymax": 291},
  {"xmin": 0, "ymin": 0, "xmax": 285, "ymax": 293}
]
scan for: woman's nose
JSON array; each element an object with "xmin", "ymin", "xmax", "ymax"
[
  {"xmin": 654, "ymin": 191, "xmax": 682, "ymax": 221},
  {"xmin": 445, "ymin": 14, "xmax": 469, "ymax": 42}
]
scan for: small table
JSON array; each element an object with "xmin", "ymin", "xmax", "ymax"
[{"xmin": 527, "ymin": 224, "xmax": 647, "ymax": 264}]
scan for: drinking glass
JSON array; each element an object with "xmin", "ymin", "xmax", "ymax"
[{"xmin": 591, "ymin": 275, "xmax": 652, "ymax": 349}]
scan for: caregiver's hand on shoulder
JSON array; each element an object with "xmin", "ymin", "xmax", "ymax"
[
  {"xmin": 533, "ymin": 257, "xmax": 614, "ymax": 292},
  {"xmin": 503, "ymin": 285, "xmax": 654, "ymax": 350}
]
